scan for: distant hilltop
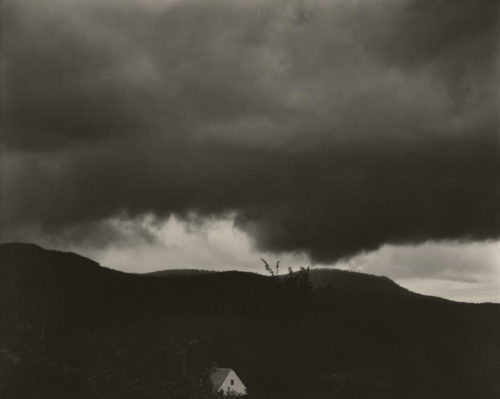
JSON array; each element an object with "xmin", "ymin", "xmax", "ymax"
[{"xmin": 1, "ymin": 243, "xmax": 499, "ymax": 398}]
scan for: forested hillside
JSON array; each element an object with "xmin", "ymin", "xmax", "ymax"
[{"xmin": 1, "ymin": 243, "xmax": 499, "ymax": 399}]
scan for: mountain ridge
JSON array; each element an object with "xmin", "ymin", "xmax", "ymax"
[{"xmin": 1, "ymin": 242, "xmax": 499, "ymax": 399}]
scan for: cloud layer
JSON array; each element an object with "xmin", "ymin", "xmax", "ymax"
[{"xmin": 2, "ymin": 0, "xmax": 499, "ymax": 262}]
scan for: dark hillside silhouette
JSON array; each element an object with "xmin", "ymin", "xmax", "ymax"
[
  {"xmin": 1, "ymin": 243, "xmax": 499, "ymax": 399},
  {"xmin": 146, "ymin": 269, "xmax": 216, "ymax": 278},
  {"xmin": 305, "ymin": 268, "xmax": 416, "ymax": 297}
]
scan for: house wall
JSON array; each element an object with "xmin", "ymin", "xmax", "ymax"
[{"xmin": 218, "ymin": 370, "xmax": 247, "ymax": 396}]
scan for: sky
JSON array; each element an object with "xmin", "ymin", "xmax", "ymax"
[{"xmin": 1, "ymin": 0, "xmax": 499, "ymax": 302}]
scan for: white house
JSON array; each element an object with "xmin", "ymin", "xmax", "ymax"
[{"xmin": 210, "ymin": 368, "xmax": 247, "ymax": 396}]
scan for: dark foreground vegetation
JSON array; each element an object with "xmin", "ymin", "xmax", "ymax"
[{"xmin": 1, "ymin": 243, "xmax": 499, "ymax": 399}]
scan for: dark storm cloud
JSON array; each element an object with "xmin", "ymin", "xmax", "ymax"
[{"xmin": 2, "ymin": 0, "xmax": 499, "ymax": 262}]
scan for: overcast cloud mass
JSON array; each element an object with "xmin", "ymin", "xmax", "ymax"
[{"xmin": 1, "ymin": 0, "xmax": 499, "ymax": 300}]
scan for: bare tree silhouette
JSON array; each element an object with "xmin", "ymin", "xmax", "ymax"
[{"xmin": 261, "ymin": 259, "xmax": 280, "ymax": 277}]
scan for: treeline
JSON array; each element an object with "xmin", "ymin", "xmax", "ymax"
[{"xmin": 2, "ymin": 245, "xmax": 499, "ymax": 399}]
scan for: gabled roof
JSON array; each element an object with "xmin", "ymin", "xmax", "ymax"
[{"xmin": 210, "ymin": 368, "xmax": 232, "ymax": 389}]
